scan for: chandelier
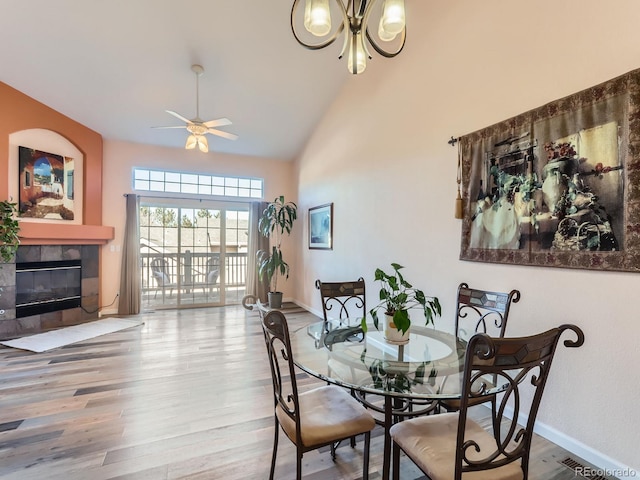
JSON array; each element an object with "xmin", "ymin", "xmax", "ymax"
[{"xmin": 290, "ymin": 0, "xmax": 406, "ymax": 74}]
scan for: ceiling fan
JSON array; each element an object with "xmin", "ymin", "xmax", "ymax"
[{"xmin": 153, "ymin": 64, "xmax": 238, "ymax": 153}]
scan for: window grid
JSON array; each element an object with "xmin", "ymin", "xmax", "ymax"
[{"xmin": 133, "ymin": 168, "xmax": 263, "ymax": 199}]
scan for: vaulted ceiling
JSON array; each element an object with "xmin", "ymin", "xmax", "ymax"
[{"xmin": 0, "ymin": 0, "xmax": 361, "ymax": 160}]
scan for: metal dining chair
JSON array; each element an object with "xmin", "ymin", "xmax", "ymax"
[
  {"xmin": 260, "ymin": 307, "xmax": 376, "ymax": 480},
  {"xmin": 312, "ymin": 278, "xmax": 367, "ymax": 345},
  {"xmin": 454, "ymin": 282, "xmax": 521, "ymax": 342},
  {"xmin": 390, "ymin": 324, "xmax": 585, "ymax": 480},
  {"xmin": 316, "ymin": 277, "xmax": 366, "ymax": 326},
  {"xmin": 440, "ymin": 282, "xmax": 521, "ymax": 412}
]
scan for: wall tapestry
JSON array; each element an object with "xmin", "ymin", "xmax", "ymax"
[
  {"xmin": 459, "ymin": 68, "xmax": 640, "ymax": 272},
  {"xmin": 18, "ymin": 146, "xmax": 75, "ymax": 220}
]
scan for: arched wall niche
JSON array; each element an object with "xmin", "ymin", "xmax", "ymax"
[{"xmin": 8, "ymin": 128, "xmax": 84, "ymax": 225}]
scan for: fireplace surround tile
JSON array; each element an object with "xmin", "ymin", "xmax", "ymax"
[
  {"xmin": 0, "ymin": 244, "xmax": 100, "ymax": 340},
  {"xmin": 0, "ymin": 285, "xmax": 16, "ymax": 311},
  {"xmin": 15, "ymin": 245, "xmax": 40, "ymax": 263}
]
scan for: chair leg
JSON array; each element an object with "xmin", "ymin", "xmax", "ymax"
[
  {"xmin": 392, "ymin": 437, "xmax": 401, "ymax": 480},
  {"xmin": 349, "ymin": 388, "xmax": 357, "ymax": 448},
  {"xmin": 269, "ymin": 419, "xmax": 279, "ymax": 480},
  {"xmin": 363, "ymin": 431, "xmax": 371, "ymax": 480},
  {"xmin": 296, "ymin": 448, "xmax": 303, "ymax": 480}
]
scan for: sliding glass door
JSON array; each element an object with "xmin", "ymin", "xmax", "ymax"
[{"xmin": 139, "ymin": 200, "xmax": 249, "ymax": 309}]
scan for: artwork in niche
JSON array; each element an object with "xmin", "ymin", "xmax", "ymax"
[
  {"xmin": 460, "ymin": 67, "xmax": 640, "ymax": 272},
  {"xmin": 18, "ymin": 146, "xmax": 75, "ymax": 220},
  {"xmin": 309, "ymin": 203, "xmax": 333, "ymax": 250}
]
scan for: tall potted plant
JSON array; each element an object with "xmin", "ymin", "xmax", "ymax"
[
  {"xmin": 0, "ymin": 199, "xmax": 20, "ymax": 265},
  {"xmin": 257, "ymin": 196, "xmax": 297, "ymax": 308},
  {"xmin": 366, "ymin": 263, "xmax": 441, "ymax": 344}
]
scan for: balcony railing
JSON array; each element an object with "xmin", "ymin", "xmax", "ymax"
[{"xmin": 141, "ymin": 251, "xmax": 248, "ymax": 297}]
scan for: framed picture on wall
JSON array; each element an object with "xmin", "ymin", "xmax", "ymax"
[
  {"xmin": 309, "ymin": 203, "xmax": 333, "ymax": 250},
  {"xmin": 18, "ymin": 146, "xmax": 76, "ymax": 220}
]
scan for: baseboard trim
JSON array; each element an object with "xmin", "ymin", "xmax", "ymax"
[
  {"xmin": 292, "ymin": 299, "xmax": 322, "ymax": 318},
  {"xmin": 504, "ymin": 406, "xmax": 638, "ymax": 476}
]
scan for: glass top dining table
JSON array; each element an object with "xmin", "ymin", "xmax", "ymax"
[
  {"xmin": 290, "ymin": 320, "xmax": 469, "ymax": 400},
  {"xmin": 289, "ymin": 320, "xmax": 471, "ymax": 480}
]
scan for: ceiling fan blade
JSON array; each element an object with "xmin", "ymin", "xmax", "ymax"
[
  {"xmin": 166, "ymin": 110, "xmax": 193, "ymax": 124},
  {"xmin": 152, "ymin": 125, "xmax": 187, "ymax": 129},
  {"xmin": 204, "ymin": 118, "xmax": 232, "ymax": 128},
  {"xmin": 207, "ymin": 128, "xmax": 238, "ymax": 141}
]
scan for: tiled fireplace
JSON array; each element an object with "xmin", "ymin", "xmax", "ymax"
[{"xmin": 0, "ymin": 245, "xmax": 99, "ymax": 339}]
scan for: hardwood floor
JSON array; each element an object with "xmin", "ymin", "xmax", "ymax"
[{"xmin": 0, "ymin": 305, "xmax": 610, "ymax": 479}]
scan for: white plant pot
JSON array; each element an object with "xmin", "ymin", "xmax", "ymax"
[{"xmin": 384, "ymin": 313, "xmax": 410, "ymax": 344}]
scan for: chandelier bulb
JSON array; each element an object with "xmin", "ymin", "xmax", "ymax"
[
  {"xmin": 380, "ymin": 0, "xmax": 405, "ymax": 37},
  {"xmin": 347, "ymin": 31, "xmax": 367, "ymax": 74},
  {"xmin": 304, "ymin": 0, "xmax": 332, "ymax": 37},
  {"xmin": 378, "ymin": 20, "xmax": 397, "ymax": 41}
]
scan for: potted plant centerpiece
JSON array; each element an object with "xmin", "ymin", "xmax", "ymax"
[
  {"xmin": 257, "ymin": 196, "xmax": 297, "ymax": 309},
  {"xmin": 366, "ymin": 263, "xmax": 441, "ymax": 344},
  {"xmin": 0, "ymin": 199, "xmax": 20, "ymax": 266}
]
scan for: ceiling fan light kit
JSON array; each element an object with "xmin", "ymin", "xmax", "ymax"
[
  {"xmin": 186, "ymin": 134, "xmax": 208, "ymax": 153},
  {"xmin": 153, "ymin": 64, "xmax": 237, "ymax": 153},
  {"xmin": 291, "ymin": 0, "xmax": 406, "ymax": 74}
]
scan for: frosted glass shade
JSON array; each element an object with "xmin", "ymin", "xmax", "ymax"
[
  {"xmin": 186, "ymin": 134, "xmax": 208, "ymax": 153},
  {"xmin": 380, "ymin": 0, "xmax": 405, "ymax": 36},
  {"xmin": 378, "ymin": 20, "xmax": 397, "ymax": 41},
  {"xmin": 304, "ymin": 0, "xmax": 331, "ymax": 37},
  {"xmin": 347, "ymin": 32, "xmax": 367, "ymax": 74},
  {"xmin": 185, "ymin": 135, "xmax": 198, "ymax": 150}
]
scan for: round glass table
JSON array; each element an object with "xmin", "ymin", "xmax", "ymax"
[{"xmin": 290, "ymin": 321, "xmax": 471, "ymax": 480}]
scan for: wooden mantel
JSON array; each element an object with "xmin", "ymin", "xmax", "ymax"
[{"xmin": 18, "ymin": 222, "xmax": 115, "ymax": 245}]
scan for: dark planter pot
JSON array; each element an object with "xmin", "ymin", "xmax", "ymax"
[{"xmin": 268, "ymin": 291, "xmax": 283, "ymax": 309}]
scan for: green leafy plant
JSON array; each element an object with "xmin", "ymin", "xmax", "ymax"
[
  {"xmin": 0, "ymin": 199, "xmax": 20, "ymax": 264},
  {"xmin": 364, "ymin": 263, "xmax": 441, "ymax": 334},
  {"xmin": 257, "ymin": 196, "xmax": 298, "ymax": 293}
]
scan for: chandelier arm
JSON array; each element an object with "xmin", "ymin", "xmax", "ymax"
[
  {"xmin": 337, "ymin": 4, "xmax": 353, "ymax": 59},
  {"xmin": 290, "ymin": 0, "xmax": 346, "ymax": 50},
  {"xmin": 337, "ymin": 27, "xmax": 349, "ymax": 58},
  {"xmin": 356, "ymin": 0, "xmax": 370, "ymax": 19},
  {"xmin": 362, "ymin": 34, "xmax": 373, "ymax": 60},
  {"xmin": 365, "ymin": 26, "xmax": 406, "ymax": 57}
]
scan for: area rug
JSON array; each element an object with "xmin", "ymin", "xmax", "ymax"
[{"xmin": 0, "ymin": 318, "xmax": 144, "ymax": 353}]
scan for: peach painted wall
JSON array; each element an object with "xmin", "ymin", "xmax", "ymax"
[
  {"xmin": 294, "ymin": 0, "xmax": 640, "ymax": 474},
  {"xmin": 101, "ymin": 140, "xmax": 296, "ymax": 314},
  {"xmin": 0, "ymin": 82, "xmax": 103, "ymax": 226}
]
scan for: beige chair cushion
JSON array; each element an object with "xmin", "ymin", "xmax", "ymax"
[
  {"xmin": 390, "ymin": 412, "xmax": 523, "ymax": 480},
  {"xmin": 276, "ymin": 385, "xmax": 375, "ymax": 448}
]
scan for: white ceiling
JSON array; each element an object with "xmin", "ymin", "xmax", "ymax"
[{"xmin": 0, "ymin": 0, "xmax": 356, "ymax": 160}]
